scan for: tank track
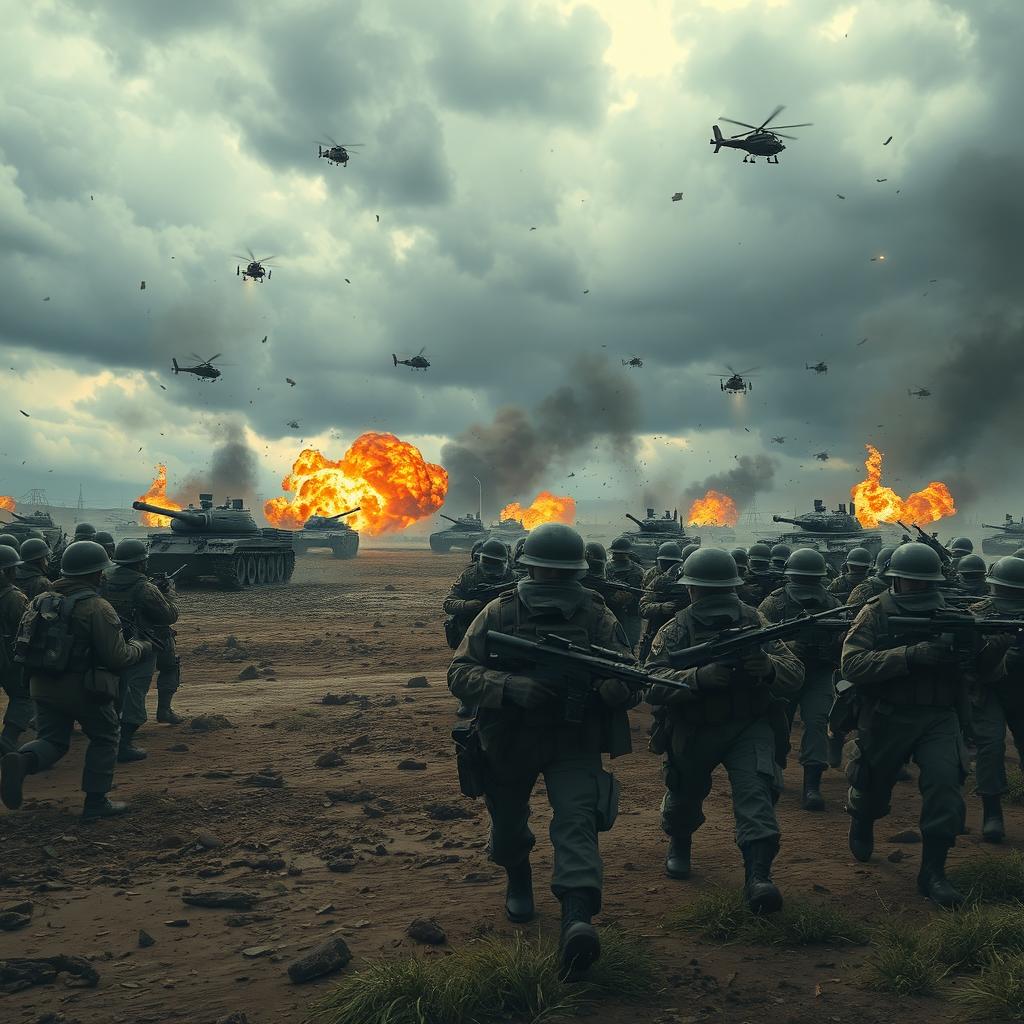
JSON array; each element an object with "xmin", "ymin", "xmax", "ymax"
[{"xmin": 200, "ymin": 550, "xmax": 296, "ymax": 590}]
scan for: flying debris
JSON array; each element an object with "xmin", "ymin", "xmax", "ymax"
[
  {"xmin": 583, "ymin": 289, "xmax": 590, "ymax": 294},
  {"xmin": 287, "ymin": 420, "xmax": 300, "ymax": 429},
  {"xmin": 140, "ymin": 281, "xmax": 146, "ymax": 290},
  {"xmin": 671, "ymin": 192, "xmax": 684, "ymax": 201},
  {"xmin": 711, "ymin": 104, "xmax": 812, "ymax": 164},
  {"xmin": 159, "ymin": 384, "xmax": 167, "ymax": 391},
  {"xmin": 529, "ymin": 226, "xmax": 537, "ymax": 231},
  {"xmin": 19, "ymin": 410, "xmax": 30, "ymax": 417},
  {"xmin": 771, "ymin": 436, "xmax": 786, "ymax": 444},
  {"xmin": 344, "ymin": 278, "xmax": 350, "ymax": 284},
  {"xmin": 376, "ymin": 214, "xmax": 380, "ymax": 223},
  {"xmin": 568, "ymin": 472, "xmax": 575, "ymax": 478},
  {"xmin": 806, "ymin": 361, "xmax": 827, "ymax": 374},
  {"xmin": 42, "ymin": 296, "xmax": 50, "ymax": 301},
  {"xmin": 857, "ymin": 338, "xmax": 868, "ymax": 346},
  {"xmin": 908, "ymin": 387, "xmax": 931, "ymax": 398},
  {"xmin": 876, "ymin": 178, "xmax": 888, "ymax": 183},
  {"xmin": 172, "ymin": 354, "xmax": 223, "ymax": 381},
  {"xmin": 235, "ymin": 249, "xmax": 274, "ymax": 282},
  {"xmin": 622, "ymin": 356, "xmax": 643, "ymax": 368},
  {"xmin": 393, "ymin": 348, "xmax": 430, "ymax": 370},
  {"xmin": 870, "ymin": 255, "xmax": 887, "ymax": 262},
  {"xmin": 260, "ymin": 335, "xmax": 267, "ymax": 344},
  {"xmin": 814, "ymin": 451, "xmax": 830, "ymax": 461},
  {"xmin": 836, "ymin": 194, "xmax": 846, "ymax": 199},
  {"xmin": 286, "ymin": 378, "xmax": 297, "ymax": 387},
  {"xmin": 316, "ymin": 139, "xmax": 363, "ymax": 167},
  {"xmin": 884, "ymin": 136, "xmax": 893, "ymax": 145}
]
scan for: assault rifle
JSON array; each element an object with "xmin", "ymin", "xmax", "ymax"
[
  {"xmin": 117, "ymin": 614, "xmax": 166, "ymax": 651},
  {"xmin": 885, "ymin": 616, "xmax": 1024, "ymax": 653},
  {"xmin": 894, "ymin": 521, "xmax": 954, "ymax": 565},
  {"xmin": 466, "ymin": 578, "xmax": 520, "ymax": 603},
  {"xmin": 486, "ymin": 631, "xmax": 692, "ymax": 723},
  {"xmin": 149, "ymin": 563, "xmax": 188, "ymax": 593}
]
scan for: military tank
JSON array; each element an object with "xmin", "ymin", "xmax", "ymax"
[
  {"xmin": 292, "ymin": 507, "xmax": 360, "ymax": 559},
  {"xmin": 429, "ymin": 513, "xmax": 487, "ymax": 554},
  {"xmin": 613, "ymin": 508, "xmax": 701, "ymax": 565},
  {"xmin": 132, "ymin": 493, "xmax": 294, "ymax": 588},
  {"xmin": 0, "ymin": 509, "xmax": 64, "ymax": 550},
  {"xmin": 982, "ymin": 515, "xmax": 1024, "ymax": 556},
  {"xmin": 769, "ymin": 499, "xmax": 882, "ymax": 572}
]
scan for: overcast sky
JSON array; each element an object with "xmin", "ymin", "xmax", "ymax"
[{"xmin": 1, "ymin": 0, "xmax": 1021, "ymax": 525}]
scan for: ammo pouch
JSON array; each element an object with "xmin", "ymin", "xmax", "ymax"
[
  {"xmin": 452, "ymin": 722, "xmax": 486, "ymax": 799},
  {"xmin": 82, "ymin": 667, "xmax": 119, "ymax": 705},
  {"xmin": 828, "ymin": 679, "xmax": 860, "ymax": 737},
  {"xmin": 15, "ymin": 590, "xmax": 95, "ymax": 673}
]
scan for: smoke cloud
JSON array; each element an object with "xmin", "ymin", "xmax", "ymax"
[
  {"xmin": 682, "ymin": 455, "xmax": 777, "ymax": 510},
  {"xmin": 173, "ymin": 421, "xmax": 259, "ymax": 507}
]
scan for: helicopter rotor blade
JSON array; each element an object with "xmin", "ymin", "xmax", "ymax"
[
  {"xmin": 256, "ymin": 256, "xmax": 277, "ymax": 264},
  {"xmin": 771, "ymin": 122, "xmax": 813, "ymax": 130},
  {"xmin": 718, "ymin": 117, "xmax": 760, "ymax": 131},
  {"xmin": 190, "ymin": 353, "xmax": 205, "ymax": 362},
  {"xmin": 246, "ymin": 247, "xmax": 256, "ymax": 261},
  {"xmin": 207, "ymin": 354, "xmax": 222, "ymax": 364},
  {"xmin": 729, "ymin": 130, "xmax": 755, "ymax": 139},
  {"xmin": 326, "ymin": 136, "xmax": 339, "ymax": 147},
  {"xmin": 339, "ymin": 143, "xmax": 364, "ymax": 147},
  {"xmin": 758, "ymin": 104, "xmax": 786, "ymax": 130},
  {"xmin": 772, "ymin": 132, "xmax": 798, "ymax": 140},
  {"xmin": 735, "ymin": 367, "xmax": 759, "ymax": 375}
]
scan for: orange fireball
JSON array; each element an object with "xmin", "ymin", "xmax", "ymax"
[
  {"xmin": 851, "ymin": 444, "xmax": 956, "ymax": 528},
  {"xmin": 264, "ymin": 432, "xmax": 448, "ymax": 536},
  {"xmin": 136, "ymin": 465, "xmax": 183, "ymax": 527},
  {"xmin": 0, "ymin": 495, "xmax": 14, "ymax": 513},
  {"xmin": 687, "ymin": 489, "xmax": 739, "ymax": 527},
  {"xmin": 500, "ymin": 491, "xmax": 576, "ymax": 530}
]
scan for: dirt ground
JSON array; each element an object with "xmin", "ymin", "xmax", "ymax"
[{"xmin": 0, "ymin": 550, "xmax": 1013, "ymax": 1024}]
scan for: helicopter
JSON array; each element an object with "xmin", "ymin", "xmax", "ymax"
[
  {"xmin": 771, "ymin": 436, "xmax": 786, "ymax": 444},
  {"xmin": 806, "ymin": 361, "xmax": 828, "ymax": 374},
  {"xmin": 711, "ymin": 104, "xmax": 812, "ymax": 164},
  {"xmin": 622, "ymin": 355, "xmax": 643, "ymax": 368},
  {"xmin": 710, "ymin": 366, "xmax": 756, "ymax": 394},
  {"xmin": 908, "ymin": 386, "xmax": 932, "ymax": 398},
  {"xmin": 316, "ymin": 138, "xmax": 363, "ymax": 167},
  {"xmin": 393, "ymin": 347, "xmax": 430, "ymax": 370},
  {"xmin": 235, "ymin": 248, "xmax": 275, "ymax": 282},
  {"xmin": 814, "ymin": 451, "xmax": 830, "ymax": 461},
  {"xmin": 172, "ymin": 353, "xmax": 223, "ymax": 381},
  {"xmin": 287, "ymin": 420, "xmax": 300, "ymax": 429}
]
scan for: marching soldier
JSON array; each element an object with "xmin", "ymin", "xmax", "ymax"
[
  {"xmin": 448, "ymin": 524, "xmax": 638, "ymax": 981},
  {"xmin": 606, "ymin": 537, "xmax": 645, "ymax": 649},
  {"xmin": 73, "ymin": 523, "xmax": 97, "ymax": 542},
  {"xmin": 95, "ymin": 531, "xmax": 116, "ymax": 560},
  {"xmin": 827, "ymin": 547, "xmax": 872, "ymax": 601},
  {"xmin": 580, "ymin": 543, "xmax": 637, "ymax": 633},
  {"xmin": 955, "ymin": 554, "xmax": 989, "ymax": 597},
  {"xmin": 15, "ymin": 538, "xmax": 56, "ymax": 601},
  {"xmin": 847, "ymin": 545, "xmax": 896, "ymax": 608},
  {"xmin": 948, "ymin": 537, "xmax": 974, "ymax": 571},
  {"xmin": 0, "ymin": 534, "xmax": 20, "ymax": 554},
  {"xmin": 638, "ymin": 543, "xmax": 694, "ymax": 661},
  {"xmin": 745, "ymin": 543, "xmax": 783, "ymax": 603},
  {"xmin": 0, "ymin": 546, "xmax": 33, "ymax": 755},
  {"xmin": 769, "ymin": 544, "xmax": 792, "ymax": 574}
]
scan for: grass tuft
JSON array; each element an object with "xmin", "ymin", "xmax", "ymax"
[
  {"xmin": 863, "ymin": 921, "xmax": 947, "ymax": 997},
  {"xmin": 930, "ymin": 904, "xmax": 1024, "ymax": 971},
  {"xmin": 1006, "ymin": 766, "xmax": 1024, "ymax": 806},
  {"xmin": 954, "ymin": 951, "xmax": 1024, "ymax": 1020},
  {"xmin": 949, "ymin": 852, "xmax": 1024, "ymax": 904},
  {"xmin": 306, "ymin": 928, "xmax": 655, "ymax": 1024},
  {"xmin": 666, "ymin": 887, "xmax": 867, "ymax": 947}
]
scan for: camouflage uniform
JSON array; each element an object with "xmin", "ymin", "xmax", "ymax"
[
  {"xmin": 638, "ymin": 570, "xmax": 690, "ymax": 662},
  {"xmin": 827, "ymin": 570, "xmax": 869, "ymax": 601},
  {"xmin": 606, "ymin": 558, "xmax": 645, "ymax": 648},
  {"xmin": 448, "ymin": 581, "xmax": 637, "ymax": 913},
  {"xmin": 0, "ymin": 581, "xmax": 32, "ymax": 752},
  {"xmin": 744, "ymin": 569, "xmax": 785, "ymax": 605},
  {"xmin": 847, "ymin": 574, "xmax": 889, "ymax": 608},
  {"xmin": 442, "ymin": 562, "xmax": 518, "ymax": 648},
  {"xmin": 14, "ymin": 565, "xmax": 56, "ymax": 602}
]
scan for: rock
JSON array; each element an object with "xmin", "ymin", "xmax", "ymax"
[
  {"xmin": 241, "ymin": 945, "xmax": 276, "ymax": 958},
  {"xmin": 887, "ymin": 830, "xmax": 921, "ymax": 844},
  {"xmin": 287, "ymin": 936, "xmax": 352, "ymax": 984},
  {"xmin": 405, "ymin": 676, "xmax": 430, "ymax": 689},
  {"xmin": 348, "ymin": 734, "xmax": 370, "ymax": 750},
  {"xmin": 237, "ymin": 665, "xmax": 260, "ymax": 681},
  {"xmin": 165, "ymin": 919, "xmax": 190, "ymax": 927},
  {"xmin": 168, "ymin": 743, "xmax": 190, "ymax": 753},
  {"xmin": 377, "ymin": 694, "xmax": 399, "ymax": 708},
  {"xmin": 406, "ymin": 918, "xmax": 446, "ymax": 945},
  {"xmin": 362, "ymin": 805, "xmax": 384, "ymax": 819},
  {"xmin": 190, "ymin": 714, "xmax": 234, "ymax": 732},
  {"xmin": 397, "ymin": 759, "xmax": 426, "ymax": 771},
  {"xmin": 241, "ymin": 770, "xmax": 284, "ymax": 789},
  {"xmin": 383, "ymin": 584, "xmax": 396, "ymax": 592},
  {"xmin": 0, "ymin": 955, "xmax": 99, "ymax": 994},
  {"xmin": 138, "ymin": 929, "xmax": 155, "ymax": 949},
  {"xmin": 413, "ymin": 621, "xmax": 427, "ymax": 628},
  {"xmin": 327, "ymin": 859, "xmax": 355, "ymax": 874},
  {"xmin": 0, "ymin": 912, "xmax": 31, "ymax": 931},
  {"xmin": 224, "ymin": 913, "xmax": 273, "ymax": 928},
  {"xmin": 321, "ymin": 693, "xmax": 346, "ymax": 705},
  {"xmin": 195, "ymin": 830, "xmax": 223, "ymax": 850},
  {"xmin": 372, "ymin": 620, "xmax": 384, "ymax": 628},
  {"xmin": 215, "ymin": 1014, "xmax": 250, "ymax": 1024},
  {"xmin": 182, "ymin": 890, "xmax": 261, "ymax": 910},
  {"xmin": 202, "ymin": 770, "xmax": 234, "ymax": 779},
  {"xmin": 314, "ymin": 751, "xmax": 345, "ymax": 769},
  {"xmin": 316, "ymin": 904, "xmax": 336, "ymax": 915},
  {"xmin": 225, "ymin": 635, "xmax": 239, "ymax": 648},
  {"xmin": 326, "ymin": 788, "xmax": 376, "ymax": 803},
  {"xmin": 887, "ymin": 849, "xmax": 906, "ymax": 863},
  {"xmin": 425, "ymin": 802, "xmax": 476, "ymax": 822},
  {"xmin": 232, "ymin": 857, "xmax": 286, "ymax": 872},
  {"xmin": 1, "ymin": 901, "xmax": 32, "ymax": 916}
]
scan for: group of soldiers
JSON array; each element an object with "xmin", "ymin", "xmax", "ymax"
[
  {"xmin": 0, "ymin": 523, "xmax": 184, "ymax": 818},
  {"xmin": 443, "ymin": 524, "xmax": 1024, "ymax": 981}
]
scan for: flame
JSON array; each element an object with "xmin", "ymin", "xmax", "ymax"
[
  {"xmin": 687, "ymin": 489, "xmax": 739, "ymax": 527},
  {"xmin": 851, "ymin": 444, "xmax": 956, "ymax": 527},
  {"xmin": 264, "ymin": 432, "xmax": 448, "ymax": 536},
  {"xmin": 137, "ymin": 464, "xmax": 183, "ymax": 526},
  {"xmin": 500, "ymin": 491, "xmax": 576, "ymax": 530},
  {"xmin": 0, "ymin": 496, "xmax": 15, "ymax": 513}
]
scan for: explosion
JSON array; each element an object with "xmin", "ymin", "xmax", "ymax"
[
  {"xmin": 687, "ymin": 489, "xmax": 739, "ymax": 527},
  {"xmin": 851, "ymin": 444, "xmax": 956, "ymax": 528},
  {"xmin": 264, "ymin": 432, "xmax": 448, "ymax": 536},
  {"xmin": 136, "ymin": 465, "xmax": 183, "ymax": 526},
  {"xmin": 0, "ymin": 496, "xmax": 15, "ymax": 513},
  {"xmin": 500, "ymin": 491, "xmax": 576, "ymax": 530}
]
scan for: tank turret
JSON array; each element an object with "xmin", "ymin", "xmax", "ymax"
[
  {"xmin": 303, "ymin": 507, "xmax": 360, "ymax": 530},
  {"xmin": 615, "ymin": 507, "xmax": 699, "ymax": 564},
  {"xmin": 0, "ymin": 509, "xmax": 63, "ymax": 549},
  {"xmin": 765, "ymin": 499, "xmax": 881, "ymax": 573},
  {"xmin": 293, "ymin": 507, "xmax": 360, "ymax": 559},
  {"xmin": 133, "ymin": 497, "xmax": 258, "ymax": 535},
  {"xmin": 429, "ymin": 512, "xmax": 488, "ymax": 553},
  {"xmin": 982, "ymin": 515, "xmax": 1024, "ymax": 555},
  {"xmin": 772, "ymin": 499, "xmax": 862, "ymax": 534}
]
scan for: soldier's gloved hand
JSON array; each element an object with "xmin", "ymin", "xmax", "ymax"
[
  {"xmin": 908, "ymin": 641, "xmax": 956, "ymax": 667},
  {"xmin": 741, "ymin": 649, "xmax": 774, "ymax": 679},
  {"xmin": 695, "ymin": 663, "xmax": 733, "ymax": 691},
  {"xmin": 462, "ymin": 600, "xmax": 485, "ymax": 616},
  {"xmin": 503, "ymin": 674, "xmax": 555, "ymax": 709},
  {"xmin": 598, "ymin": 678, "xmax": 633, "ymax": 707}
]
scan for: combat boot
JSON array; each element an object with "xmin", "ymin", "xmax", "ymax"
[
  {"xmin": 156, "ymin": 693, "xmax": 184, "ymax": 725},
  {"xmin": 82, "ymin": 795, "xmax": 130, "ymax": 820},
  {"xmin": 740, "ymin": 839, "xmax": 783, "ymax": 915},
  {"xmin": 0, "ymin": 751, "xmax": 35, "ymax": 810},
  {"xmin": 117, "ymin": 725, "xmax": 147, "ymax": 763},
  {"xmin": 917, "ymin": 838, "xmax": 965, "ymax": 908},
  {"xmin": 848, "ymin": 816, "xmax": 874, "ymax": 862},
  {"xmin": 826, "ymin": 734, "xmax": 845, "ymax": 769},
  {"xmin": 504, "ymin": 859, "xmax": 535, "ymax": 923},
  {"xmin": 801, "ymin": 765, "xmax": 826, "ymax": 812},
  {"xmin": 558, "ymin": 890, "xmax": 601, "ymax": 982},
  {"xmin": 982, "ymin": 795, "xmax": 1006, "ymax": 844},
  {"xmin": 665, "ymin": 835, "xmax": 692, "ymax": 880}
]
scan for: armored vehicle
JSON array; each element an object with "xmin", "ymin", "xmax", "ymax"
[
  {"xmin": 982, "ymin": 515, "xmax": 1024, "ymax": 556},
  {"xmin": 429, "ymin": 513, "xmax": 488, "ymax": 554},
  {"xmin": 613, "ymin": 508, "xmax": 701, "ymax": 565},
  {"xmin": 293, "ymin": 507, "xmax": 360, "ymax": 559},
  {"xmin": 132, "ymin": 493, "xmax": 294, "ymax": 588},
  {"xmin": 0, "ymin": 509, "xmax": 64, "ymax": 551},
  {"xmin": 769, "ymin": 499, "xmax": 882, "ymax": 573}
]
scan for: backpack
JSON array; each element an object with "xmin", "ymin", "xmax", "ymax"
[{"xmin": 15, "ymin": 590, "xmax": 95, "ymax": 674}]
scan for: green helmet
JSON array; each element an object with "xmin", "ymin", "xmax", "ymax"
[
  {"xmin": 26, "ymin": 529, "xmax": 45, "ymax": 541},
  {"xmin": 0, "ymin": 533, "xmax": 21, "ymax": 553},
  {"xmin": 1013, "ymin": 548, "xmax": 1024, "ymax": 560},
  {"xmin": 478, "ymin": 538, "xmax": 508, "ymax": 563},
  {"xmin": 845, "ymin": 547, "xmax": 872, "ymax": 569},
  {"xmin": 874, "ymin": 545, "xmax": 896, "ymax": 571},
  {"xmin": 730, "ymin": 547, "xmax": 749, "ymax": 566},
  {"xmin": 656, "ymin": 541, "xmax": 683, "ymax": 567},
  {"xmin": 747, "ymin": 542, "xmax": 771, "ymax": 567},
  {"xmin": 113, "ymin": 538, "xmax": 149, "ymax": 565},
  {"xmin": 19, "ymin": 538, "xmax": 50, "ymax": 563},
  {"xmin": 73, "ymin": 522, "xmax": 97, "ymax": 540},
  {"xmin": 886, "ymin": 542, "xmax": 944, "ymax": 582},
  {"xmin": 61, "ymin": 540, "xmax": 112, "ymax": 577},
  {"xmin": 0, "ymin": 546, "xmax": 23, "ymax": 571},
  {"xmin": 584, "ymin": 541, "xmax": 607, "ymax": 565},
  {"xmin": 95, "ymin": 530, "xmax": 115, "ymax": 546},
  {"xmin": 988, "ymin": 557, "xmax": 1024, "ymax": 591},
  {"xmin": 609, "ymin": 536, "xmax": 632, "ymax": 553},
  {"xmin": 518, "ymin": 523, "xmax": 589, "ymax": 570},
  {"xmin": 950, "ymin": 537, "xmax": 973, "ymax": 555},
  {"xmin": 784, "ymin": 547, "xmax": 828, "ymax": 577},
  {"xmin": 769, "ymin": 543, "xmax": 791, "ymax": 567},
  {"xmin": 680, "ymin": 548, "xmax": 743, "ymax": 588},
  {"xmin": 957, "ymin": 553, "xmax": 986, "ymax": 576},
  {"xmin": 680, "ymin": 543, "xmax": 700, "ymax": 562}
]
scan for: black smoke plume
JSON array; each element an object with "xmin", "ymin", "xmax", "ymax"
[
  {"xmin": 173, "ymin": 421, "xmax": 259, "ymax": 507},
  {"xmin": 682, "ymin": 454, "xmax": 777, "ymax": 509}
]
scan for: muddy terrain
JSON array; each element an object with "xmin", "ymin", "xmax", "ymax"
[{"xmin": 0, "ymin": 550, "xmax": 1005, "ymax": 1023}]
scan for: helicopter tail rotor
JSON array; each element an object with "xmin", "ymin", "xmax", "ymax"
[
  {"xmin": 711, "ymin": 124, "xmax": 724, "ymax": 152},
  {"xmin": 392, "ymin": 354, "xmax": 398, "ymax": 367},
  {"xmin": 172, "ymin": 359, "xmax": 179, "ymax": 374}
]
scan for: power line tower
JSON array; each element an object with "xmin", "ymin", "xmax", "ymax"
[
  {"xmin": 25, "ymin": 488, "xmax": 49, "ymax": 508},
  {"xmin": 739, "ymin": 504, "xmax": 764, "ymax": 527},
  {"xmin": 75, "ymin": 484, "xmax": 85, "ymax": 524}
]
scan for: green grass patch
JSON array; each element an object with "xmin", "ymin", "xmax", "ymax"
[
  {"xmin": 949, "ymin": 851, "xmax": 1024, "ymax": 904},
  {"xmin": 954, "ymin": 951, "xmax": 1024, "ymax": 1020},
  {"xmin": 306, "ymin": 927, "xmax": 655, "ymax": 1024},
  {"xmin": 666, "ymin": 887, "xmax": 868, "ymax": 947},
  {"xmin": 1006, "ymin": 766, "xmax": 1024, "ymax": 806},
  {"xmin": 863, "ymin": 921, "xmax": 948, "ymax": 997},
  {"xmin": 930, "ymin": 904, "xmax": 1024, "ymax": 971}
]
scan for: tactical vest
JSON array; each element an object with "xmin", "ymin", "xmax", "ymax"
[
  {"xmin": 15, "ymin": 590, "xmax": 96, "ymax": 675},
  {"xmin": 767, "ymin": 586, "xmax": 841, "ymax": 666},
  {"xmin": 101, "ymin": 573, "xmax": 148, "ymax": 620}
]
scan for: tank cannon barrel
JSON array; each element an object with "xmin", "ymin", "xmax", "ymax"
[
  {"xmin": 772, "ymin": 515, "xmax": 803, "ymax": 527},
  {"xmin": 8, "ymin": 510, "xmax": 39, "ymax": 523},
  {"xmin": 439, "ymin": 513, "xmax": 462, "ymax": 525},
  {"xmin": 132, "ymin": 500, "xmax": 206, "ymax": 526},
  {"xmin": 319, "ymin": 507, "xmax": 360, "ymax": 521},
  {"xmin": 983, "ymin": 523, "xmax": 1014, "ymax": 532},
  {"xmin": 624, "ymin": 513, "xmax": 647, "ymax": 530}
]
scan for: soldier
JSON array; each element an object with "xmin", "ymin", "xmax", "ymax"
[
  {"xmin": 745, "ymin": 543, "xmax": 783, "ymax": 603},
  {"xmin": 847, "ymin": 545, "xmax": 896, "ymax": 608},
  {"xmin": 730, "ymin": 548, "xmax": 750, "ymax": 577},
  {"xmin": 0, "ymin": 546, "xmax": 33, "ymax": 755},
  {"xmin": 511, "ymin": 536, "xmax": 528, "ymax": 575},
  {"xmin": 581, "ymin": 543, "xmax": 637, "ymax": 633},
  {"xmin": 15, "ymin": 539, "xmax": 56, "ymax": 601},
  {"xmin": 638, "ymin": 543, "xmax": 694, "ymax": 662},
  {"xmin": 73, "ymin": 522, "xmax": 97, "ymax": 542},
  {"xmin": 0, "ymin": 534, "xmax": 21, "ymax": 554},
  {"xmin": 827, "ymin": 547, "xmax": 872, "ymax": 601},
  {"xmin": 95, "ymin": 531, "xmax": 116, "ymax": 560},
  {"xmin": 758, "ymin": 549, "xmax": 844, "ymax": 811},
  {"xmin": 102, "ymin": 539, "xmax": 178, "ymax": 761},
  {"xmin": 443, "ymin": 538, "xmax": 518, "ymax": 719},
  {"xmin": 841, "ymin": 543, "xmax": 976, "ymax": 907},
  {"xmin": 769, "ymin": 543, "xmax": 792, "ymax": 574},
  {"xmin": 645, "ymin": 548, "xmax": 803, "ymax": 911},
  {"xmin": 949, "ymin": 537, "xmax": 973, "ymax": 571},
  {"xmin": 0, "ymin": 541, "xmax": 151, "ymax": 818},
  {"xmin": 967, "ymin": 557, "xmax": 1024, "ymax": 843},
  {"xmin": 955, "ymin": 554, "xmax": 988, "ymax": 597},
  {"xmin": 606, "ymin": 537, "xmax": 645, "ymax": 649},
  {"xmin": 448, "ymin": 523, "xmax": 638, "ymax": 980}
]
